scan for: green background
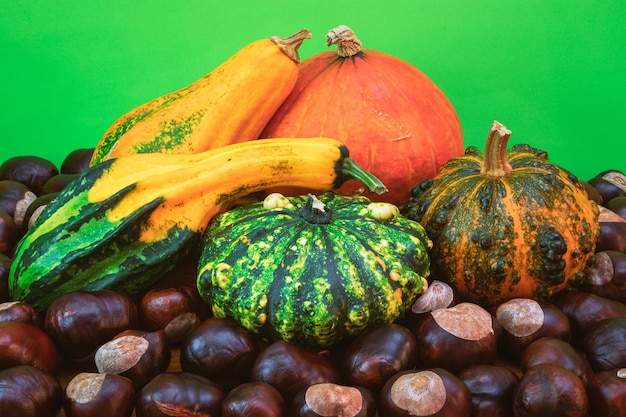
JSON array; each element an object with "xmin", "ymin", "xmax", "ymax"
[{"xmin": 1, "ymin": 0, "xmax": 624, "ymax": 182}]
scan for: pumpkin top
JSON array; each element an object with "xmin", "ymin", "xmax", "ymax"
[
  {"xmin": 326, "ymin": 25, "xmax": 363, "ymax": 58},
  {"xmin": 481, "ymin": 121, "xmax": 513, "ymax": 178},
  {"xmin": 270, "ymin": 28, "xmax": 312, "ymax": 63}
]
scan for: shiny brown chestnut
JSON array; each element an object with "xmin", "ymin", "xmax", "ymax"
[
  {"xmin": 0, "ymin": 180, "xmax": 36, "ymax": 227},
  {"xmin": 596, "ymin": 206, "xmax": 626, "ymax": 253},
  {"xmin": 520, "ymin": 337, "xmax": 592, "ymax": 386},
  {"xmin": 291, "ymin": 383, "xmax": 377, "ymax": 417},
  {"xmin": 0, "ymin": 155, "xmax": 59, "ymax": 195},
  {"xmin": 63, "ymin": 372, "xmax": 135, "ymax": 417},
  {"xmin": 379, "ymin": 368, "xmax": 472, "ymax": 417},
  {"xmin": 404, "ymin": 280, "xmax": 457, "ymax": 324},
  {"xmin": 180, "ymin": 316, "xmax": 261, "ymax": 390},
  {"xmin": 606, "ymin": 196, "xmax": 626, "ymax": 220},
  {"xmin": 457, "ymin": 364, "xmax": 519, "ymax": 417},
  {"xmin": 494, "ymin": 298, "xmax": 571, "ymax": 360},
  {"xmin": 222, "ymin": 381, "xmax": 288, "ymax": 417},
  {"xmin": 95, "ymin": 329, "xmax": 171, "ymax": 389},
  {"xmin": 586, "ymin": 368, "xmax": 626, "ymax": 417},
  {"xmin": 23, "ymin": 192, "xmax": 58, "ymax": 229},
  {"xmin": 0, "ymin": 365, "xmax": 63, "ymax": 417},
  {"xmin": 341, "ymin": 323, "xmax": 418, "ymax": 392},
  {"xmin": 251, "ymin": 340, "xmax": 342, "ymax": 404},
  {"xmin": 552, "ymin": 290, "xmax": 626, "ymax": 346},
  {"xmin": 0, "ymin": 254, "xmax": 10, "ymax": 302},
  {"xmin": 40, "ymin": 173, "xmax": 78, "ymax": 195},
  {"xmin": 412, "ymin": 302, "xmax": 498, "ymax": 373},
  {"xmin": 583, "ymin": 317, "xmax": 626, "ymax": 372},
  {"xmin": 139, "ymin": 285, "xmax": 208, "ymax": 343},
  {"xmin": 513, "ymin": 364, "xmax": 588, "ymax": 417},
  {"xmin": 583, "ymin": 180, "xmax": 604, "ymax": 205},
  {"xmin": 0, "ymin": 211, "xmax": 19, "ymax": 256},
  {"xmin": 588, "ymin": 170, "xmax": 626, "ymax": 203},
  {"xmin": 136, "ymin": 372, "xmax": 226, "ymax": 417},
  {"xmin": 0, "ymin": 301, "xmax": 42, "ymax": 327},
  {"xmin": 61, "ymin": 148, "xmax": 94, "ymax": 175},
  {"xmin": 44, "ymin": 289, "xmax": 139, "ymax": 362},
  {"xmin": 0, "ymin": 320, "xmax": 57, "ymax": 374},
  {"xmin": 583, "ymin": 251, "xmax": 626, "ymax": 303}
]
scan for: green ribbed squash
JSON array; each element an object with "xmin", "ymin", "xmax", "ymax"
[{"xmin": 197, "ymin": 192, "xmax": 431, "ymax": 347}]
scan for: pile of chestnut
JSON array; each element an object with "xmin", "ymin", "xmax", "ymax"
[{"xmin": 1, "ymin": 151, "xmax": 626, "ymax": 417}]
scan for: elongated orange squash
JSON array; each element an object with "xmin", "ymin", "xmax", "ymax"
[{"xmin": 90, "ymin": 29, "xmax": 311, "ymax": 166}]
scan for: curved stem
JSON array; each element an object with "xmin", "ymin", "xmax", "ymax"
[
  {"xmin": 271, "ymin": 28, "xmax": 312, "ymax": 63},
  {"xmin": 480, "ymin": 121, "xmax": 513, "ymax": 178},
  {"xmin": 341, "ymin": 158, "xmax": 388, "ymax": 195},
  {"xmin": 326, "ymin": 25, "xmax": 362, "ymax": 58}
]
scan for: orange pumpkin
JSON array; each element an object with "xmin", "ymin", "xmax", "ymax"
[{"xmin": 260, "ymin": 25, "xmax": 464, "ymax": 208}]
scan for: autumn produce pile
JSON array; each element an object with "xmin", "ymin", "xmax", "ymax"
[{"xmin": 1, "ymin": 25, "xmax": 625, "ymax": 416}]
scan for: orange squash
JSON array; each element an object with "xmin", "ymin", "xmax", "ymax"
[
  {"xmin": 405, "ymin": 121, "xmax": 601, "ymax": 307},
  {"xmin": 260, "ymin": 25, "xmax": 464, "ymax": 207}
]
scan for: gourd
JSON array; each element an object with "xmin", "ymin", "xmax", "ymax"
[
  {"xmin": 197, "ymin": 192, "xmax": 431, "ymax": 347},
  {"xmin": 89, "ymin": 29, "xmax": 311, "ymax": 166},
  {"xmin": 9, "ymin": 137, "xmax": 386, "ymax": 312},
  {"xmin": 405, "ymin": 121, "xmax": 600, "ymax": 307},
  {"xmin": 260, "ymin": 25, "xmax": 464, "ymax": 208}
]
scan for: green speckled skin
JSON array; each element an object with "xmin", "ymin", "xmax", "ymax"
[
  {"xmin": 197, "ymin": 192, "xmax": 431, "ymax": 347},
  {"xmin": 8, "ymin": 160, "xmax": 199, "ymax": 312}
]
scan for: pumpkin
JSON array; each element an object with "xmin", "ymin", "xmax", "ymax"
[
  {"xmin": 405, "ymin": 121, "xmax": 600, "ymax": 307},
  {"xmin": 9, "ymin": 137, "xmax": 385, "ymax": 312},
  {"xmin": 197, "ymin": 192, "xmax": 431, "ymax": 347},
  {"xmin": 260, "ymin": 25, "xmax": 464, "ymax": 208}
]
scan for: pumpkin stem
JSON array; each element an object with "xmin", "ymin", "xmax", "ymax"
[
  {"xmin": 480, "ymin": 121, "xmax": 513, "ymax": 178},
  {"xmin": 341, "ymin": 158, "xmax": 388, "ymax": 195},
  {"xmin": 327, "ymin": 25, "xmax": 363, "ymax": 58},
  {"xmin": 271, "ymin": 28, "xmax": 312, "ymax": 64},
  {"xmin": 299, "ymin": 194, "xmax": 333, "ymax": 224}
]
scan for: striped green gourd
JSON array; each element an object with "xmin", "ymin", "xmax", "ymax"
[
  {"xmin": 197, "ymin": 192, "xmax": 431, "ymax": 347},
  {"xmin": 9, "ymin": 138, "xmax": 387, "ymax": 312}
]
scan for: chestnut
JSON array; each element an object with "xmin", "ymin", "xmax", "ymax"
[
  {"xmin": 583, "ymin": 250, "xmax": 626, "ymax": 303},
  {"xmin": 552, "ymin": 290, "xmax": 626, "ymax": 346},
  {"xmin": 0, "ymin": 211, "xmax": 19, "ymax": 256},
  {"xmin": 379, "ymin": 368, "xmax": 472, "ymax": 417},
  {"xmin": 0, "ymin": 365, "xmax": 63, "ymax": 417},
  {"xmin": 44, "ymin": 289, "xmax": 138, "ymax": 362},
  {"xmin": 412, "ymin": 302, "xmax": 498, "ymax": 373},
  {"xmin": 494, "ymin": 297, "xmax": 570, "ymax": 360},
  {"xmin": 60, "ymin": 148, "xmax": 94, "ymax": 175},
  {"xmin": 520, "ymin": 337, "xmax": 592, "ymax": 386},
  {"xmin": 0, "ymin": 155, "xmax": 59, "ymax": 195},
  {"xmin": 139, "ymin": 285, "xmax": 208, "ymax": 343},
  {"xmin": 596, "ymin": 206, "xmax": 626, "ymax": 253},
  {"xmin": 180, "ymin": 316, "xmax": 261, "ymax": 390},
  {"xmin": 406, "ymin": 280, "xmax": 457, "ymax": 323},
  {"xmin": 63, "ymin": 372, "xmax": 135, "ymax": 417},
  {"xmin": 457, "ymin": 364, "xmax": 519, "ymax": 417},
  {"xmin": 251, "ymin": 340, "xmax": 342, "ymax": 404},
  {"xmin": 606, "ymin": 196, "xmax": 626, "ymax": 220},
  {"xmin": 341, "ymin": 323, "xmax": 418, "ymax": 392},
  {"xmin": 588, "ymin": 169, "xmax": 626, "ymax": 203},
  {"xmin": 41, "ymin": 173, "xmax": 78, "ymax": 195},
  {"xmin": 0, "ymin": 320, "xmax": 57, "ymax": 374},
  {"xmin": 583, "ymin": 180, "xmax": 603, "ymax": 205},
  {"xmin": 0, "ymin": 254, "xmax": 10, "ymax": 302},
  {"xmin": 0, "ymin": 180, "xmax": 36, "ymax": 227},
  {"xmin": 0, "ymin": 301, "xmax": 42, "ymax": 327},
  {"xmin": 23, "ymin": 192, "xmax": 59, "ymax": 229},
  {"xmin": 291, "ymin": 383, "xmax": 377, "ymax": 417},
  {"xmin": 222, "ymin": 381, "xmax": 288, "ymax": 417},
  {"xmin": 136, "ymin": 372, "xmax": 226, "ymax": 417},
  {"xmin": 513, "ymin": 364, "xmax": 588, "ymax": 417},
  {"xmin": 95, "ymin": 329, "xmax": 171, "ymax": 389},
  {"xmin": 583, "ymin": 317, "xmax": 626, "ymax": 372},
  {"xmin": 586, "ymin": 368, "xmax": 626, "ymax": 417}
]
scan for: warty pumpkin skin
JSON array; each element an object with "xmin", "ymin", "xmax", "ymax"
[
  {"xmin": 90, "ymin": 29, "xmax": 311, "ymax": 166},
  {"xmin": 260, "ymin": 25, "xmax": 464, "ymax": 208},
  {"xmin": 405, "ymin": 121, "xmax": 600, "ymax": 308},
  {"xmin": 197, "ymin": 192, "xmax": 431, "ymax": 347}
]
